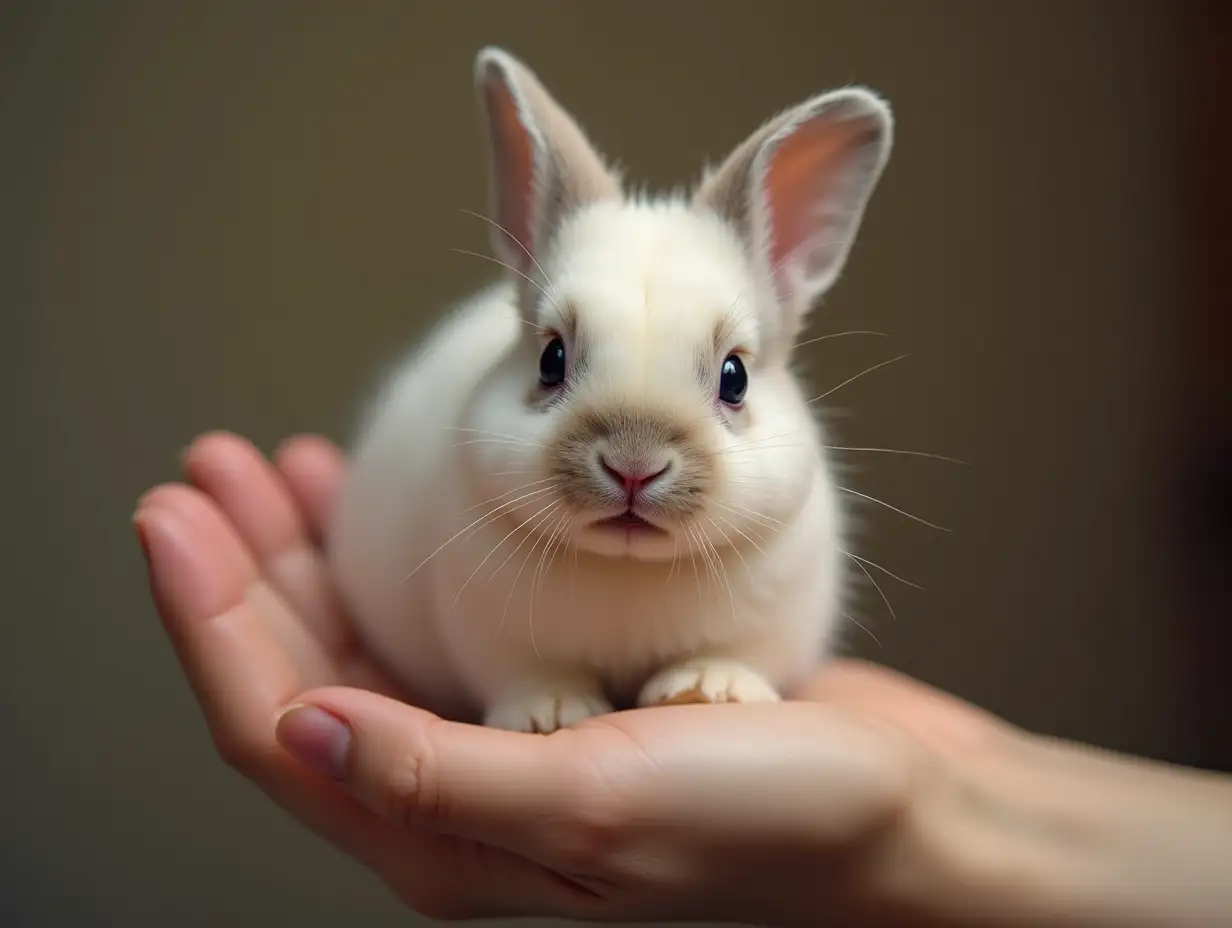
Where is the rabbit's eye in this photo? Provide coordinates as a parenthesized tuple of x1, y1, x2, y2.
(539, 337, 567, 387)
(718, 354, 747, 407)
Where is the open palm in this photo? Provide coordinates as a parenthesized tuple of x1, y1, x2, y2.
(135, 431, 1005, 923)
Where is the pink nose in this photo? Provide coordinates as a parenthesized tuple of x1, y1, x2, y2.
(600, 456, 670, 495)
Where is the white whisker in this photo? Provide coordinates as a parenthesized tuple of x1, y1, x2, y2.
(808, 354, 911, 405)
(460, 476, 558, 515)
(401, 484, 556, 583)
(717, 501, 784, 530)
(708, 516, 756, 585)
(452, 438, 544, 449)
(685, 527, 704, 659)
(666, 535, 681, 586)
(694, 522, 714, 586)
(494, 502, 564, 637)
(842, 549, 924, 589)
(459, 208, 560, 306)
(534, 509, 571, 604)
(724, 428, 802, 450)
(719, 443, 807, 456)
(528, 511, 572, 662)
(716, 513, 768, 560)
(449, 247, 559, 309)
(693, 524, 733, 624)
(841, 611, 883, 648)
(847, 554, 896, 625)
(707, 529, 737, 626)
(686, 527, 703, 604)
(836, 485, 950, 532)
(447, 427, 545, 446)
(452, 496, 561, 610)
(795, 330, 890, 350)
(826, 446, 967, 465)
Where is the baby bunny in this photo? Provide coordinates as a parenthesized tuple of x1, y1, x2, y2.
(327, 46, 894, 733)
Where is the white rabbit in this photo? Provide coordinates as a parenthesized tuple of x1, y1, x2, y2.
(326, 46, 894, 733)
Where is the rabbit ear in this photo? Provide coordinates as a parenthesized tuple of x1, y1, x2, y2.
(474, 47, 621, 279)
(695, 88, 892, 341)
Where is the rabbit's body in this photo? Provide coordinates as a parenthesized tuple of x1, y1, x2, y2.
(327, 49, 892, 732)
(330, 256, 842, 726)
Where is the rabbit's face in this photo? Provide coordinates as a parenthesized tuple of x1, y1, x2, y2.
(467, 202, 821, 561)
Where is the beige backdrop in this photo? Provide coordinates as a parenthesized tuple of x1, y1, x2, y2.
(3, 2, 1192, 925)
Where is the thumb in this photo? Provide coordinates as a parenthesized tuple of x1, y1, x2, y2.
(274, 686, 598, 861)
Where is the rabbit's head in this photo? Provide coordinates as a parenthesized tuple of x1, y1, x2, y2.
(463, 48, 892, 562)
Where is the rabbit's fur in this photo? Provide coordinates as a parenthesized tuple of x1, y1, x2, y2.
(327, 47, 893, 732)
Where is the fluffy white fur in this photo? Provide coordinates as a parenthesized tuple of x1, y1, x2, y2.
(327, 47, 893, 733)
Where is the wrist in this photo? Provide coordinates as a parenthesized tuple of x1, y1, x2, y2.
(887, 729, 1232, 928)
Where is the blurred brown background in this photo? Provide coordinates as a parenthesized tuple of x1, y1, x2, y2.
(3, 1, 1228, 925)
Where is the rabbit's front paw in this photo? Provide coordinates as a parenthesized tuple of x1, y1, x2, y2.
(638, 659, 780, 708)
(484, 679, 613, 734)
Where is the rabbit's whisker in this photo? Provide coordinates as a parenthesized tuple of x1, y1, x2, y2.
(808, 354, 911, 405)
(495, 502, 564, 638)
(449, 247, 560, 311)
(717, 501, 784, 529)
(461, 476, 558, 515)
(453, 496, 562, 611)
(841, 549, 924, 589)
(452, 438, 544, 449)
(402, 484, 556, 583)
(528, 511, 572, 662)
(794, 330, 889, 350)
(835, 485, 950, 532)
(460, 208, 562, 307)
(841, 611, 883, 648)
(846, 553, 896, 625)
(826, 445, 967, 465)
(716, 513, 768, 560)
(448, 427, 544, 445)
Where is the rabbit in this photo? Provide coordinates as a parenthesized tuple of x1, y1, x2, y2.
(326, 46, 894, 734)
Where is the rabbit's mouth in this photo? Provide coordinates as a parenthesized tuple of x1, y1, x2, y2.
(593, 510, 665, 534)
(576, 506, 681, 560)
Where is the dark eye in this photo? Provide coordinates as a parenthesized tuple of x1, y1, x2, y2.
(539, 337, 567, 387)
(718, 354, 748, 407)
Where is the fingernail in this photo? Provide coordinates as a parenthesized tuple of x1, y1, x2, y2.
(276, 705, 351, 780)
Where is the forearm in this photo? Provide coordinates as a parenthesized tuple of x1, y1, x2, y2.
(885, 732, 1232, 928)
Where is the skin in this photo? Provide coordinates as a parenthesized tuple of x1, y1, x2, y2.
(134, 430, 1232, 926)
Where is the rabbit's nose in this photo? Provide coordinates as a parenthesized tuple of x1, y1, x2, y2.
(599, 455, 670, 497)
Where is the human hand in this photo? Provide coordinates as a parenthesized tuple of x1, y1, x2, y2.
(133, 431, 1015, 924)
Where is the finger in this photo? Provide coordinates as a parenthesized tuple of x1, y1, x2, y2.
(180, 431, 349, 654)
(134, 484, 336, 735)
(273, 433, 347, 545)
(275, 686, 618, 867)
(276, 688, 613, 920)
(180, 432, 408, 697)
(133, 486, 406, 873)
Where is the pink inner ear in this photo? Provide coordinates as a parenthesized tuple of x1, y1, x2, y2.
(483, 77, 537, 268)
(765, 114, 879, 279)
